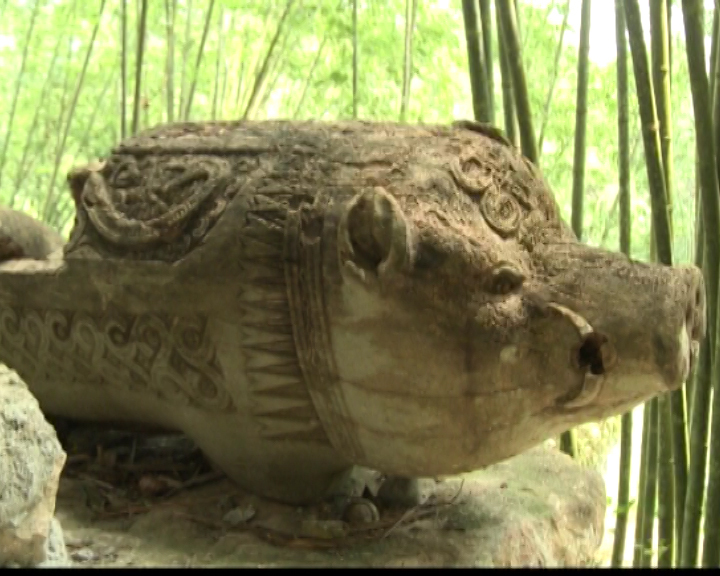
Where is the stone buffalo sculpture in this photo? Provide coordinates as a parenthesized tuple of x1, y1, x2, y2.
(0, 120, 705, 505)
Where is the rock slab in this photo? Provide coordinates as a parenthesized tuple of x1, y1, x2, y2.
(56, 445, 605, 567)
(0, 366, 68, 567)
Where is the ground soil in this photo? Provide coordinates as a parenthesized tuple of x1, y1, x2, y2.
(54, 424, 609, 567)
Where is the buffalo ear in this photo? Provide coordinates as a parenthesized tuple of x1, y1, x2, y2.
(342, 187, 414, 277)
(67, 161, 106, 204)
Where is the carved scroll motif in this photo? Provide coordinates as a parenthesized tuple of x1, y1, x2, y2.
(450, 149, 522, 238)
(450, 151, 497, 196)
(0, 306, 234, 412)
(479, 191, 521, 238)
(66, 154, 248, 261)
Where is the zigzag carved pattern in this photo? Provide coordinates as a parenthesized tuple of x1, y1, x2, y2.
(238, 200, 330, 445)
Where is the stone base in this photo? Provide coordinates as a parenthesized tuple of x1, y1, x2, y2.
(56, 446, 605, 567)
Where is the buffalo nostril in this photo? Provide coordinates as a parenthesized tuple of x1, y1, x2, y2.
(686, 302, 695, 329)
(576, 333, 615, 375)
(690, 271, 708, 337)
(696, 284, 703, 309)
(687, 282, 706, 341)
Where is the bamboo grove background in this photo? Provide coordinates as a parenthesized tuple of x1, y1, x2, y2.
(0, 0, 718, 567)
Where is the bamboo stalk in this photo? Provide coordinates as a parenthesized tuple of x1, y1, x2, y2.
(184, 0, 216, 120)
(680, 310, 711, 566)
(211, 9, 224, 121)
(40, 0, 107, 222)
(697, 37, 720, 576)
(142, 46, 150, 128)
(132, 0, 148, 135)
(243, 0, 295, 120)
(657, 396, 675, 566)
(570, 0, 592, 241)
(462, 0, 492, 123)
(293, 36, 327, 119)
(610, 2, 633, 565)
(478, 0, 494, 122)
(0, 0, 41, 192)
(496, 0, 538, 164)
(72, 70, 116, 160)
(218, 12, 233, 119)
(537, 0, 570, 155)
(496, 8, 518, 146)
(681, 0, 720, 566)
(681, 0, 720, 367)
(640, 398, 659, 566)
(623, 0, 672, 265)
(164, 0, 177, 123)
(612, 414, 634, 566)
(686, 6, 717, 425)
(400, 0, 418, 122)
(8, 23, 68, 209)
(557, 0, 593, 461)
(121, 0, 128, 137)
(352, 0, 358, 118)
(233, 4, 271, 117)
(633, 402, 651, 567)
(680, 28, 711, 557)
(255, 36, 293, 117)
(650, 0, 674, 239)
(254, 3, 304, 119)
(650, 3, 687, 560)
(178, 0, 193, 118)
(233, 59, 246, 118)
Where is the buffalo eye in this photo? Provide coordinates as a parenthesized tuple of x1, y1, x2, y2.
(489, 264, 525, 295)
(414, 240, 448, 272)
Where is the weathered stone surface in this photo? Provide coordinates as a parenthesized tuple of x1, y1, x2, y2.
(432, 447, 605, 566)
(0, 366, 68, 567)
(0, 120, 706, 506)
(54, 446, 605, 567)
(37, 518, 69, 567)
(0, 208, 63, 261)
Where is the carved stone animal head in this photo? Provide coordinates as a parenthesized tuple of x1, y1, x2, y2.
(327, 124, 705, 475)
(0, 120, 704, 500)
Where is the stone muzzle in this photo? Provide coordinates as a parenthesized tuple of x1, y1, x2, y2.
(533, 243, 707, 392)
